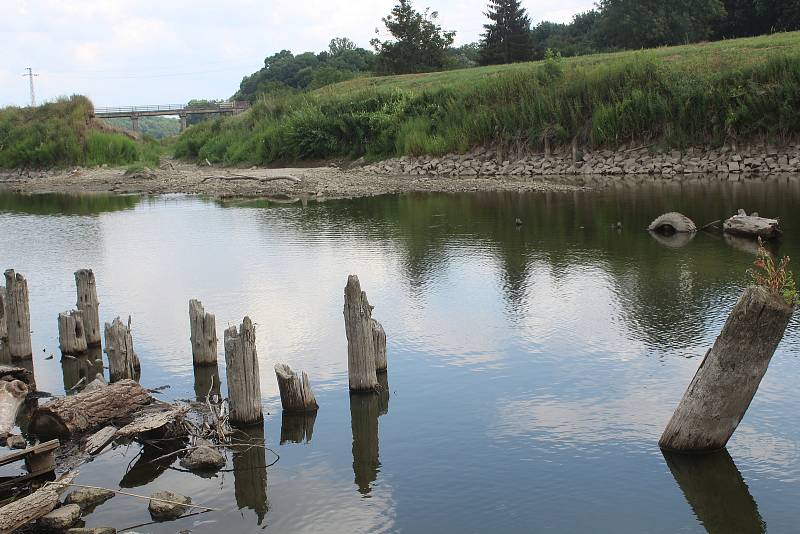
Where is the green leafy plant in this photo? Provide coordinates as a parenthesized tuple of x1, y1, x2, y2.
(748, 239, 798, 306)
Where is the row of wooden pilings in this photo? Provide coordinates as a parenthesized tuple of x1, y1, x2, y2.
(1, 269, 388, 428)
(0, 268, 793, 451)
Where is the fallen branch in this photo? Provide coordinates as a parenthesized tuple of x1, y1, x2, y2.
(0, 471, 77, 533)
(200, 174, 301, 184)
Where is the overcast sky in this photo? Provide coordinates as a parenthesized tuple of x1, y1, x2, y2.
(1, 0, 594, 108)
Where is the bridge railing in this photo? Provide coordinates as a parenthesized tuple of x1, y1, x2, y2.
(93, 101, 250, 115)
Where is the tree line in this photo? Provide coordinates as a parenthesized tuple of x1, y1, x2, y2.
(233, 0, 800, 101)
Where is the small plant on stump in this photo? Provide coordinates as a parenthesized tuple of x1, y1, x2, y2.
(748, 238, 798, 306)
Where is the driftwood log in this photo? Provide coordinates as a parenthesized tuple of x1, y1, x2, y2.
(648, 212, 697, 234)
(58, 310, 88, 355)
(83, 425, 117, 455)
(115, 406, 187, 439)
(344, 275, 379, 391)
(189, 299, 217, 366)
(104, 317, 141, 382)
(4, 270, 32, 360)
(371, 319, 387, 372)
(274, 363, 318, 413)
(659, 286, 794, 452)
(224, 317, 263, 425)
(75, 269, 101, 347)
(29, 379, 152, 439)
(0, 471, 76, 534)
(723, 210, 781, 239)
(0, 379, 28, 436)
(0, 286, 6, 340)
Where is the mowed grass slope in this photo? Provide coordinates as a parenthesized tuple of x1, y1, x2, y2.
(175, 32, 800, 165)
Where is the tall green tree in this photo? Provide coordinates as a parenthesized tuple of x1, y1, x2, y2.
(595, 0, 726, 49)
(478, 0, 534, 65)
(371, 0, 456, 74)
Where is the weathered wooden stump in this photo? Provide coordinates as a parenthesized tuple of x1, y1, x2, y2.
(29, 379, 152, 439)
(663, 449, 764, 534)
(189, 299, 218, 366)
(659, 286, 794, 452)
(0, 379, 28, 436)
(75, 269, 101, 347)
(344, 275, 379, 391)
(104, 317, 141, 382)
(4, 270, 32, 360)
(648, 212, 697, 234)
(371, 319, 387, 373)
(723, 209, 781, 239)
(274, 363, 318, 413)
(0, 286, 7, 341)
(58, 310, 88, 355)
(224, 317, 263, 425)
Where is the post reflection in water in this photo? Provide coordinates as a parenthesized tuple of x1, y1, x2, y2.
(663, 449, 766, 534)
(233, 425, 269, 524)
(280, 411, 317, 445)
(61, 347, 104, 394)
(350, 373, 390, 496)
(193, 364, 221, 402)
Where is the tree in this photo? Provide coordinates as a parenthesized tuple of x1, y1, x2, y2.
(371, 0, 456, 74)
(595, 0, 726, 49)
(478, 0, 534, 65)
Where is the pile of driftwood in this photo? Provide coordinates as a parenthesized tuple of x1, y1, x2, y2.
(0, 267, 392, 530)
(648, 208, 782, 240)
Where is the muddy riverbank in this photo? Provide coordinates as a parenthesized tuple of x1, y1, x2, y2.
(0, 158, 580, 200)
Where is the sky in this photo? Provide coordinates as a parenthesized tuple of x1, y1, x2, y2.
(1, 0, 594, 108)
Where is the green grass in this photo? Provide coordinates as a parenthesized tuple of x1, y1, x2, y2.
(170, 31, 799, 165)
(0, 95, 164, 169)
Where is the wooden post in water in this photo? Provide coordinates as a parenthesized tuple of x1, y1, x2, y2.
(274, 363, 318, 413)
(4, 270, 32, 360)
(371, 319, 387, 373)
(344, 275, 378, 391)
(659, 286, 794, 452)
(0, 379, 28, 436)
(58, 310, 88, 355)
(75, 269, 101, 347)
(0, 285, 7, 341)
(104, 316, 141, 382)
(224, 317, 263, 425)
(189, 299, 217, 366)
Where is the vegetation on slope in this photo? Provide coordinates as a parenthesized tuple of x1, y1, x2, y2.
(0, 95, 161, 169)
(174, 32, 800, 165)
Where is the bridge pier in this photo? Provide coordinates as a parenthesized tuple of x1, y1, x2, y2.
(130, 114, 139, 132)
(180, 113, 187, 132)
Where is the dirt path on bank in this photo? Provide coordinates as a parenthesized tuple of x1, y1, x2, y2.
(0, 158, 579, 199)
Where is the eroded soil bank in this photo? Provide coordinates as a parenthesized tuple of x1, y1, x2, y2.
(0, 159, 579, 200)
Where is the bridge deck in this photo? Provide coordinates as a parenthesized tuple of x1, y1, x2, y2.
(93, 102, 249, 118)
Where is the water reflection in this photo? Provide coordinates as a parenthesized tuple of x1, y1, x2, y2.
(663, 449, 765, 534)
(648, 230, 695, 249)
(0, 191, 141, 215)
(61, 347, 104, 394)
(280, 412, 317, 445)
(193, 364, 221, 401)
(232, 425, 269, 524)
(350, 374, 389, 496)
(119, 439, 186, 488)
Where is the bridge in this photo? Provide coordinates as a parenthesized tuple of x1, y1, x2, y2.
(92, 101, 250, 132)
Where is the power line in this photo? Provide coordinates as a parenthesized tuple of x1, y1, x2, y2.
(22, 67, 39, 106)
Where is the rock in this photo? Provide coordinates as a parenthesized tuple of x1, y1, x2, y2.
(179, 443, 225, 472)
(7, 434, 26, 449)
(148, 490, 191, 521)
(67, 529, 116, 534)
(65, 487, 115, 511)
(38, 504, 81, 531)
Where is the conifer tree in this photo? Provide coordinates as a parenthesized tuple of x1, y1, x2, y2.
(479, 0, 535, 65)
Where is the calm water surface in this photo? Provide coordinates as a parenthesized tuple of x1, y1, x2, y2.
(1, 176, 799, 533)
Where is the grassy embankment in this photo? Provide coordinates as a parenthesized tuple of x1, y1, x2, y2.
(0, 95, 162, 169)
(175, 32, 800, 165)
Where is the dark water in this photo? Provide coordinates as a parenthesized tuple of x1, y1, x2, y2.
(1, 176, 799, 533)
